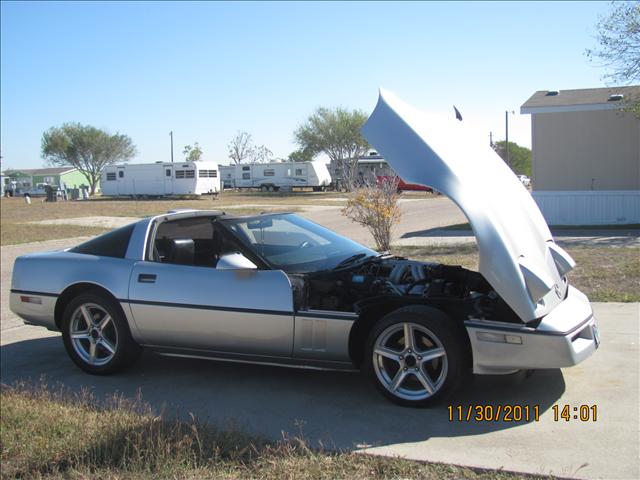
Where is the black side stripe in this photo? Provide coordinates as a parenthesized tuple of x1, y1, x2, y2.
(124, 299, 292, 317)
(11, 289, 59, 298)
(296, 312, 357, 322)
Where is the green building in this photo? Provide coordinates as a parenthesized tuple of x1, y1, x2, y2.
(3, 167, 92, 191)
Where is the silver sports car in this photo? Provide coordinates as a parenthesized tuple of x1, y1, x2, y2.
(10, 90, 599, 406)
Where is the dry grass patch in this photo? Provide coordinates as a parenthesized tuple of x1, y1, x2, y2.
(0, 382, 552, 480)
(392, 245, 640, 302)
(0, 196, 295, 245)
(1, 223, 109, 246)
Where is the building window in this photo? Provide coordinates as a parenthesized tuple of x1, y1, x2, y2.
(242, 166, 250, 171)
(106, 172, 116, 181)
(44, 176, 54, 184)
(166, 169, 172, 177)
(263, 169, 275, 177)
(198, 170, 218, 178)
(175, 170, 185, 179)
(295, 169, 303, 176)
(242, 173, 250, 180)
(118, 171, 124, 178)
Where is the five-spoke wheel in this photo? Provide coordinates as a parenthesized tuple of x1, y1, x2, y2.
(62, 291, 141, 374)
(365, 306, 466, 406)
(69, 303, 119, 367)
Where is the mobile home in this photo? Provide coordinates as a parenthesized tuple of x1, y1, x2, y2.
(101, 162, 220, 197)
(219, 161, 331, 191)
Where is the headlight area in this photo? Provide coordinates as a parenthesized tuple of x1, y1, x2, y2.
(464, 286, 598, 375)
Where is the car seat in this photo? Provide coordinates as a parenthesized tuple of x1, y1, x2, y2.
(166, 239, 195, 265)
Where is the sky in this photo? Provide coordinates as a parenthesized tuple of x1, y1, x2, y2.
(1, 1, 616, 170)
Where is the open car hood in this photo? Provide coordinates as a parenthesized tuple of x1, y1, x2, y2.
(362, 89, 575, 322)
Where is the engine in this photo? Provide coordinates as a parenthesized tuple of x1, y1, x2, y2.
(299, 257, 495, 313)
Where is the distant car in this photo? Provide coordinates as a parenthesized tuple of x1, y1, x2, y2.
(517, 175, 531, 187)
(376, 175, 433, 192)
(9, 90, 599, 407)
(22, 183, 61, 197)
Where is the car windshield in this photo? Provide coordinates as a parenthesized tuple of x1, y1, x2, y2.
(221, 213, 377, 273)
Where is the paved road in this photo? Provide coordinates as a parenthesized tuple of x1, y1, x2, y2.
(1, 304, 638, 479)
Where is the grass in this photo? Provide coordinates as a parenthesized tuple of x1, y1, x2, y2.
(0, 195, 302, 246)
(0, 382, 554, 480)
(431, 223, 640, 232)
(0, 189, 435, 246)
(392, 245, 640, 302)
(1, 223, 110, 246)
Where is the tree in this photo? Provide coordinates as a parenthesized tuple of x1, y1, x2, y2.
(288, 148, 315, 162)
(586, 1, 640, 84)
(227, 131, 255, 164)
(252, 144, 273, 163)
(342, 176, 402, 251)
(227, 131, 273, 164)
(183, 142, 203, 162)
(41, 123, 136, 195)
(492, 141, 532, 177)
(294, 107, 369, 190)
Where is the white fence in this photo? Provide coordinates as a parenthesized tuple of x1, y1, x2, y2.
(533, 190, 640, 225)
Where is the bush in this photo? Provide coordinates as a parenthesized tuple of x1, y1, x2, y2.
(342, 178, 401, 251)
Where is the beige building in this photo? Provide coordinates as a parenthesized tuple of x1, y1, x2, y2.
(521, 86, 640, 225)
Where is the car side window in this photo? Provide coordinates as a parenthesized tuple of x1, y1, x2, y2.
(150, 217, 237, 268)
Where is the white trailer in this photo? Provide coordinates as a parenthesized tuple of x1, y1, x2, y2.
(101, 161, 220, 197)
(219, 161, 331, 192)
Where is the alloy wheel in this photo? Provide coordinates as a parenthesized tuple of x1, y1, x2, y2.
(372, 322, 448, 401)
(69, 303, 119, 366)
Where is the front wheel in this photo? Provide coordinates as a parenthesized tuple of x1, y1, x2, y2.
(61, 292, 141, 375)
(364, 306, 467, 407)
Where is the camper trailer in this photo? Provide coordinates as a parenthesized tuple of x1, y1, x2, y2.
(101, 162, 220, 197)
(219, 161, 331, 191)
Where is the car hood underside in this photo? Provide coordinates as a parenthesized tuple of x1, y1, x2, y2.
(361, 89, 575, 322)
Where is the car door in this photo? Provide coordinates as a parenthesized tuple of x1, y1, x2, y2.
(127, 261, 295, 356)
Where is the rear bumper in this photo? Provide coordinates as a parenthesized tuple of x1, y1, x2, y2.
(465, 286, 599, 375)
(9, 291, 58, 331)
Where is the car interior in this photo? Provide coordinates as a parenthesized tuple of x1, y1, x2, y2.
(151, 217, 237, 268)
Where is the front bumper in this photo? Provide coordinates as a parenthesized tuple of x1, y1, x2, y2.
(465, 286, 599, 375)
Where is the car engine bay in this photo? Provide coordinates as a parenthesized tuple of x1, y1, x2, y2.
(289, 256, 521, 324)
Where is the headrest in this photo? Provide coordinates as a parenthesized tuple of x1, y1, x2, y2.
(168, 238, 195, 265)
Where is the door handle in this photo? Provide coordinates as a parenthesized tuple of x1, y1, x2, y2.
(138, 273, 157, 283)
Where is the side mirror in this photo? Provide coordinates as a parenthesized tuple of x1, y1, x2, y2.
(216, 253, 258, 270)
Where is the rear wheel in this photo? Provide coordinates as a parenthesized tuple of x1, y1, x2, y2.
(61, 292, 141, 375)
(261, 185, 268, 192)
(364, 306, 466, 407)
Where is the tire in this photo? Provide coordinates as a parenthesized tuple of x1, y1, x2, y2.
(363, 305, 467, 407)
(261, 185, 268, 192)
(61, 291, 141, 375)
(267, 185, 275, 192)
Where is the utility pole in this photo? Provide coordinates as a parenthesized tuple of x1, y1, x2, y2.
(489, 131, 494, 147)
(169, 131, 174, 163)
